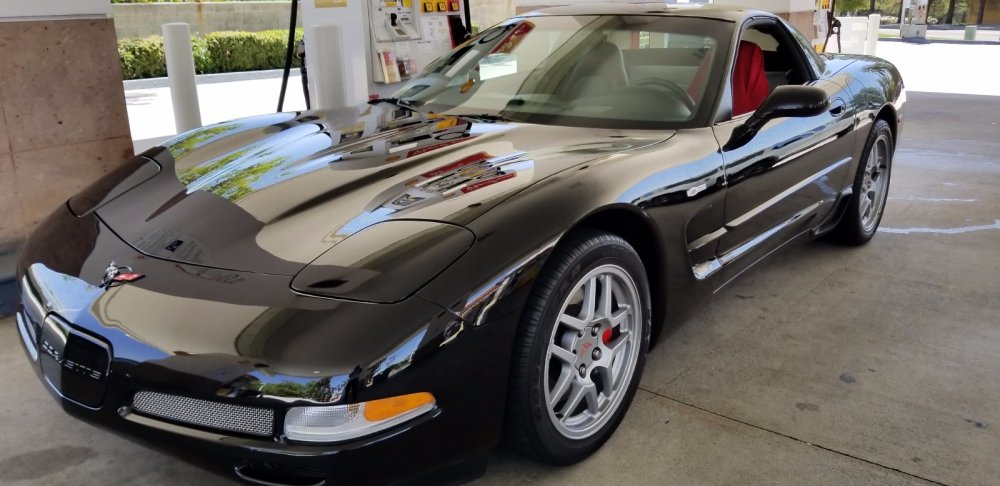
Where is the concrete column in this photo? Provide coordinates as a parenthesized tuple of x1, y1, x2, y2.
(302, 0, 372, 108)
(0, 0, 133, 256)
(700, 0, 818, 40)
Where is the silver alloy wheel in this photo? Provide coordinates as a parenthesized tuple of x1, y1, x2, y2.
(860, 134, 892, 233)
(543, 264, 642, 440)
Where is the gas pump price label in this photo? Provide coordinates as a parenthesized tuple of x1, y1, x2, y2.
(315, 0, 348, 8)
(420, 0, 459, 13)
(421, 16, 448, 41)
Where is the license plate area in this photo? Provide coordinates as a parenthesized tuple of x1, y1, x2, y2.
(38, 315, 111, 409)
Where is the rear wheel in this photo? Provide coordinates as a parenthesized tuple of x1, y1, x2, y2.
(832, 119, 894, 244)
(505, 229, 650, 465)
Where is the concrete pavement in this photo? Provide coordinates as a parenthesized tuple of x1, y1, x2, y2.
(125, 69, 307, 153)
(879, 27, 1000, 42)
(2, 90, 999, 484)
(875, 41, 1000, 96)
(2, 38, 998, 486)
(481, 91, 1000, 485)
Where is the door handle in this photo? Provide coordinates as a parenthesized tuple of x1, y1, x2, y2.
(829, 99, 846, 116)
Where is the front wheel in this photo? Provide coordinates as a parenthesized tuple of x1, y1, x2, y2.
(505, 229, 651, 465)
(832, 119, 894, 244)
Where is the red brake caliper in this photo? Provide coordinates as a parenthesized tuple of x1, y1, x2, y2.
(601, 327, 613, 345)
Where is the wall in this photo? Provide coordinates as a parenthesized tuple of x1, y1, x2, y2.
(0, 3, 133, 257)
(515, 1, 816, 41)
(778, 10, 817, 39)
(1, 0, 112, 18)
(112, 1, 517, 40)
(470, 0, 517, 29)
(967, 0, 1000, 24)
(515, 0, 633, 14)
(113, 1, 301, 39)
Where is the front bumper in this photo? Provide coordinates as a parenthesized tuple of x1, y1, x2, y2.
(11, 206, 512, 485)
(14, 291, 496, 485)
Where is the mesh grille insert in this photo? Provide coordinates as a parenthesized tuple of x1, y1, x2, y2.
(132, 391, 274, 437)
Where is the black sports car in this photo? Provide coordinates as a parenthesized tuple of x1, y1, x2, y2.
(13, 4, 903, 485)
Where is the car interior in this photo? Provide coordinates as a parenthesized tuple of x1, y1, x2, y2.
(400, 18, 727, 125)
(402, 17, 814, 127)
(554, 32, 712, 123)
(554, 22, 814, 122)
(731, 22, 813, 116)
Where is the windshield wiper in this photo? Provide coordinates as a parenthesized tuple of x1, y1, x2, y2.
(454, 113, 513, 123)
(368, 97, 416, 111)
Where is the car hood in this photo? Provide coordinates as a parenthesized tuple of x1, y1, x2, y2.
(94, 105, 671, 276)
(821, 54, 861, 76)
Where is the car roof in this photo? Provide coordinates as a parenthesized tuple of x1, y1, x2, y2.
(519, 2, 767, 23)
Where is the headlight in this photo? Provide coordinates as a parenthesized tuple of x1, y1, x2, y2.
(284, 392, 435, 443)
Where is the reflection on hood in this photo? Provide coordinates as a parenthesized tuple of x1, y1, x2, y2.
(95, 103, 668, 275)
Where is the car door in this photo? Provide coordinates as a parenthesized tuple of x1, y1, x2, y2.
(711, 20, 857, 283)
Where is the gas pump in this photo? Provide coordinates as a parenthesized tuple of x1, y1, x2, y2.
(900, 0, 928, 39)
(819, 0, 842, 53)
(369, 0, 469, 84)
(286, 0, 471, 111)
(812, 0, 831, 50)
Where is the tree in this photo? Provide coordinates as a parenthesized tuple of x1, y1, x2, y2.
(875, 0, 900, 15)
(178, 147, 289, 202)
(835, 0, 871, 15)
(163, 122, 239, 160)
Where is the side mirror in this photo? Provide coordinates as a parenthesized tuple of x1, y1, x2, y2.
(724, 85, 831, 151)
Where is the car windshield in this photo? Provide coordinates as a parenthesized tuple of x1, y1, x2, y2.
(392, 15, 733, 129)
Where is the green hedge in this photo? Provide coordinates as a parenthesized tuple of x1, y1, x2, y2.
(112, 1, 286, 3)
(119, 28, 304, 80)
(119, 36, 167, 79)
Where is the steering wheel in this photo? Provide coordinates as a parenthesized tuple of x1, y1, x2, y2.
(633, 78, 696, 112)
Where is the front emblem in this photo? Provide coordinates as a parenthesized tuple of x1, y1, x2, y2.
(100, 261, 144, 289)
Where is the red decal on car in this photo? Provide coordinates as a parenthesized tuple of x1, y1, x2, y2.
(460, 172, 515, 193)
(405, 138, 469, 158)
(113, 272, 144, 283)
(422, 152, 493, 177)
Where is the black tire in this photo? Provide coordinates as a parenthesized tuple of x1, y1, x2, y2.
(504, 229, 651, 465)
(831, 119, 894, 245)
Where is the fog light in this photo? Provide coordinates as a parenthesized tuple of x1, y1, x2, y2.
(284, 392, 435, 443)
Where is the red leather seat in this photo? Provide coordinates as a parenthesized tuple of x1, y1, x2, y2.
(732, 41, 770, 116)
(687, 47, 712, 101)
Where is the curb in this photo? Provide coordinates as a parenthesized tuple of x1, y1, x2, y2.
(0, 252, 16, 317)
(0, 276, 14, 318)
(879, 37, 1000, 45)
(124, 68, 300, 90)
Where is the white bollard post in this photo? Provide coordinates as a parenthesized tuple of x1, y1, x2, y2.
(162, 22, 202, 132)
(866, 14, 881, 56)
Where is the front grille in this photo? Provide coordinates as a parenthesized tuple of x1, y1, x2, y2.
(132, 391, 275, 437)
